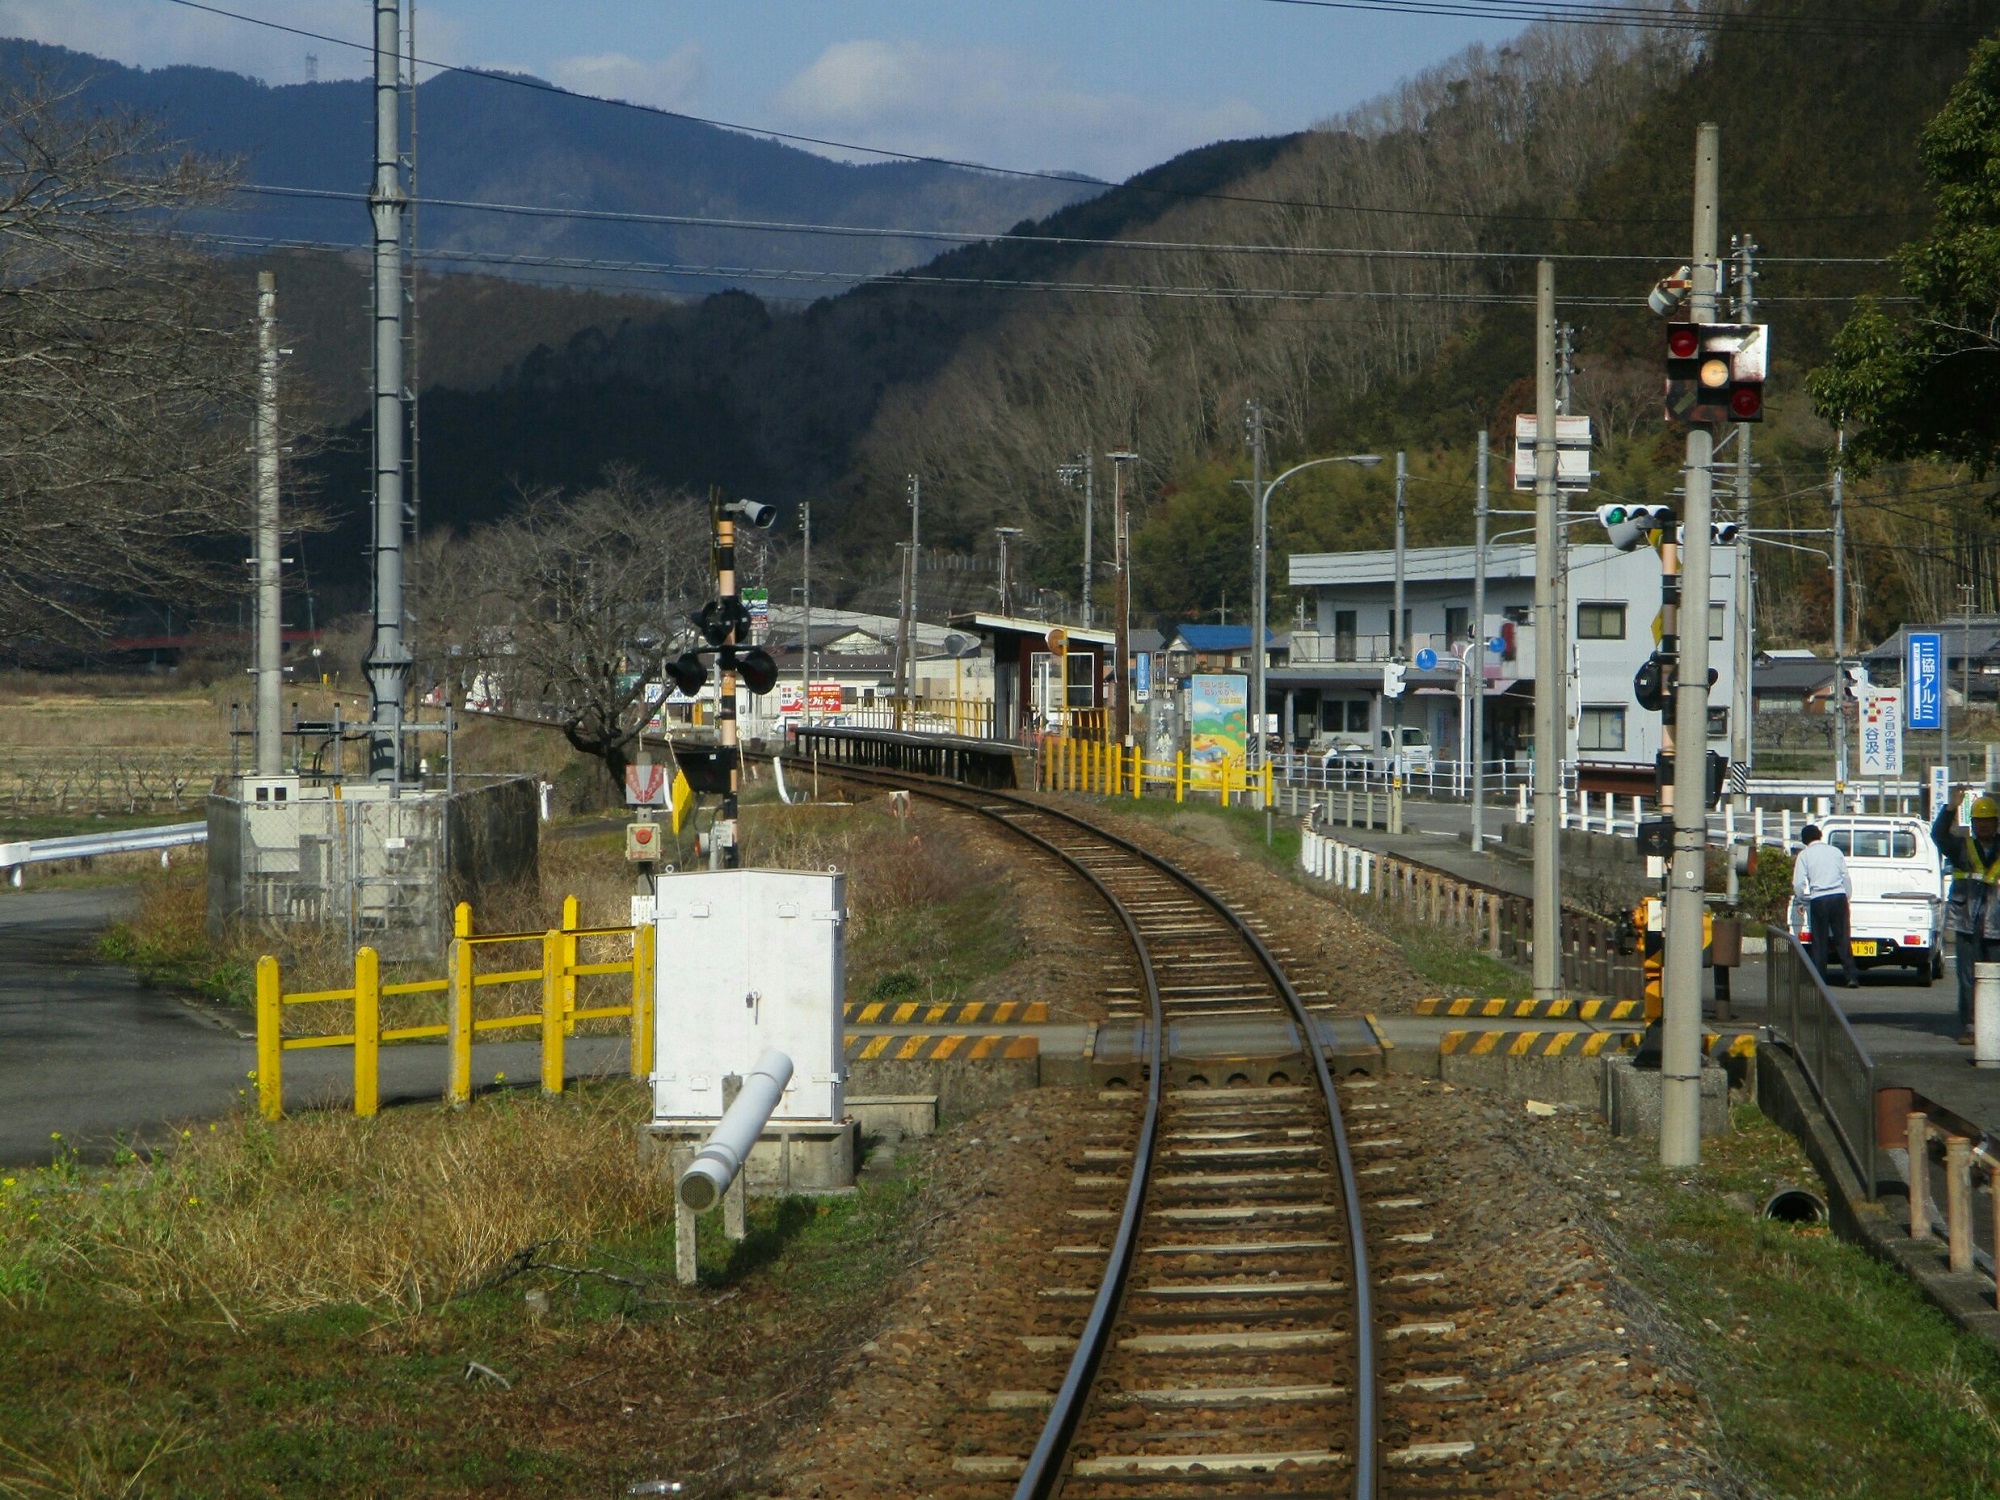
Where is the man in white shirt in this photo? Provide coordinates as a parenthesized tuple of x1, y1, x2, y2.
(1793, 824, 1859, 988)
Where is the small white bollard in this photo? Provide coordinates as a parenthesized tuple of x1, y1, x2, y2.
(1975, 962, 2000, 1069)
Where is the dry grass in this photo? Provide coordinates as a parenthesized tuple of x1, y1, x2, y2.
(0, 1083, 668, 1317)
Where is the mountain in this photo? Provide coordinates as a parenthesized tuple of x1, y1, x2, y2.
(0, 38, 1101, 298)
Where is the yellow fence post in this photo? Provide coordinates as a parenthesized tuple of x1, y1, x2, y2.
(630, 922, 656, 1079)
(1221, 759, 1232, 810)
(256, 954, 283, 1121)
(561, 894, 580, 1036)
(1132, 744, 1142, 799)
(447, 933, 474, 1106)
(1175, 751, 1186, 804)
(541, 929, 565, 1095)
(353, 946, 380, 1119)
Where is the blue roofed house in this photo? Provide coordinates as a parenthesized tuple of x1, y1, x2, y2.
(1163, 624, 1277, 678)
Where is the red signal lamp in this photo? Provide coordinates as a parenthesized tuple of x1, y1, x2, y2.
(1729, 383, 1762, 420)
(1667, 326, 1699, 359)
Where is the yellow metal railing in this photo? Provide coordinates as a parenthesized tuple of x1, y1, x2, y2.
(255, 897, 657, 1121)
(1035, 735, 1273, 808)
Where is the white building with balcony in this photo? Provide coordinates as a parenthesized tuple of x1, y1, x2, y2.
(1281, 541, 1740, 775)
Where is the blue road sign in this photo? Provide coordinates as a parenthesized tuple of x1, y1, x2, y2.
(1134, 648, 1152, 703)
(1907, 632, 1943, 730)
(1488, 636, 1507, 655)
(1414, 647, 1438, 670)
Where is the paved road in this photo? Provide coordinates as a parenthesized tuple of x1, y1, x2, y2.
(0, 887, 632, 1168)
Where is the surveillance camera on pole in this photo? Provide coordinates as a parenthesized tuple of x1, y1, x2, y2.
(722, 498, 776, 529)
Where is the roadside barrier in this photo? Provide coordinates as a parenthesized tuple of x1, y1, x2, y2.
(255, 896, 656, 1120)
(1300, 824, 1644, 1001)
(1036, 733, 1273, 808)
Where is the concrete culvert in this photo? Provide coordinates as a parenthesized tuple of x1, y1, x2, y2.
(1227, 1072, 1250, 1087)
(1762, 1187, 1827, 1224)
(1267, 1071, 1291, 1086)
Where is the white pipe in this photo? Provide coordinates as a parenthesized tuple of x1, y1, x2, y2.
(677, 1049, 794, 1211)
(774, 755, 797, 805)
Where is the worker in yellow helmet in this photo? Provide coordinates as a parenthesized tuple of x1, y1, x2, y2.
(1933, 791, 2000, 1044)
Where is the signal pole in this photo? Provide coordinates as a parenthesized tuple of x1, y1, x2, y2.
(364, 0, 411, 782)
(799, 502, 812, 728)
(715, 499, 741, 870)
(1109, 452, 1139, 745)
(1250, 402, 1269, 777)
(1392, 450, 1408, 837)
(1472, 430, 1489, 855)
(1730, 236, 1758, 812)
(253, 271, 283, 777)
(1532, 260, 1562, 1002)
(1662, 122, 1722, 1168)
(1833, 443, 1849, 805)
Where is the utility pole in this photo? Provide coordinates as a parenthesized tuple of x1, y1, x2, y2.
(1832, 444, 1848, 805)
(904, 473, 921, 707)
(364, 0, 410, 783)
(1731, 235, 1758, 813)
(1108, 452, 1139, 745)
(799, 502, 812, 728)
(1662, 122, 1722, 1169)
(1472, 430, 1489, 855)
(1392, 450, 1408, 835)
(1532, 261, 1562, 1002)
(253, 270, 283, 778)
(1081, 459, 1094, 628)
(714, 498, 741, 869)
(1249, 401, 1269, 776)
(995, 527, 1022, 615)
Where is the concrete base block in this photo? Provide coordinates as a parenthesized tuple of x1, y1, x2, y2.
(847, 1094, 939, 1138)
(848, 1055, 1040, 1122)
(640, 1118, 859, 1196)
(1439, 1051, 1605, 1112)
(1602, 1055, 1730, 1139)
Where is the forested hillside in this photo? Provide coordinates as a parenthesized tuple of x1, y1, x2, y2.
(282, 0, 2000, 644)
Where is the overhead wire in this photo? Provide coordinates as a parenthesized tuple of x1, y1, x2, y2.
(232, 182, 1903, 266)
(162, 0, 1948, 227)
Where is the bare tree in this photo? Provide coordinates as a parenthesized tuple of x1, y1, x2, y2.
(422, 471, 713, 791)
(0, 65, 264, 644)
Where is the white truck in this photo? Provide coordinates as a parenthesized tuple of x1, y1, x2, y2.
(1788, 815, 1946, 984)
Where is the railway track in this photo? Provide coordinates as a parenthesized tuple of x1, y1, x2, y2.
(818, 763, 1381, 1498)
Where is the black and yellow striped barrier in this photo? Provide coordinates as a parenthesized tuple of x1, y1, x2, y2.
(843, 1033, 1041, 1062)
(1438, 1029, 1756, 1060)
(843, 1000, 1048, 1026)
(1417, 996, 1644, 1022)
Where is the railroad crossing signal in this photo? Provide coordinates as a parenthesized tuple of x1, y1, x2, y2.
(1664, 322, 1768, 424)
(1596, 503, 1674, 552)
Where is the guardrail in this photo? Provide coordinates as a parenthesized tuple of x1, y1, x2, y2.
(1300, 825, 1644, 1000)
(254, 897, 655, 1120)
(1036, 734, 1274, 808)
(1766, 925, 1878, 1197)
(0, 820, 207, 884)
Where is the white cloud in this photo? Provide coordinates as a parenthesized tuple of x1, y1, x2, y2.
(0, 0, 466, 86)
(770, 39, 1262, 181)
(547, 43, 702, 111)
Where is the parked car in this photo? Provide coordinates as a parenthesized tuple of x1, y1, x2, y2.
(1788, 815, 1945, 983)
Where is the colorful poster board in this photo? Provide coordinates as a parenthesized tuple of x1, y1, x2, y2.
(1189, 673, 1247, 785)
(1858, 688, 1903, 776)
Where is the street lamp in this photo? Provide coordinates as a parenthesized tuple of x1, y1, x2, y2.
(1241, 449, 1383, 772)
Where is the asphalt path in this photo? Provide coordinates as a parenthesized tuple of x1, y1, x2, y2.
(0, 886, 631, 1167)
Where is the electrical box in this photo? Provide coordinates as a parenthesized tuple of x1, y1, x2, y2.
(650, 868, 845, 1127)
(625, 819, 662, 863)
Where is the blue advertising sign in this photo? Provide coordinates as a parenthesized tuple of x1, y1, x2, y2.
(1907, 632, 1943, 730)
(1134, 648, 1152, 704)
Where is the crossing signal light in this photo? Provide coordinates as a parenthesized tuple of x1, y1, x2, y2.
(1634, 653, 1670, 712)
(1596, 503, 1674, 552)
(730, 647, 781, 696)
(664, 652, 707, 698)
(1665, 322, 1768, 424)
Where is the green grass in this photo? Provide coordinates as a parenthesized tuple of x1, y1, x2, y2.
(1621, 1106, 2000, 1498)
(0, 1095, 925, 1499)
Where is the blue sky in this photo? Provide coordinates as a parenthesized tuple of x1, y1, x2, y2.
(3, 1, 1525, 179)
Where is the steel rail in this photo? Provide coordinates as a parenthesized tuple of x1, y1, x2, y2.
(816, 761, 1378, 1498)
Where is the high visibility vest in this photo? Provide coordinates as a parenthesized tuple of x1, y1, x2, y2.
(1945, 835, 2000, 937)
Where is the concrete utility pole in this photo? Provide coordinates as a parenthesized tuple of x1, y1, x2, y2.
(364, 0, 410, 782)
(1472, 430, 1489, 855)
(1832, 444, 1848, 804)
(1080, 459, 1094, 628)
(1731, 236, 1757, 811)
(1662, 122, 1722, 1169)
(253, 270, 283, 777)
(1249, 401, 1269, 773)
(1392, 450, 1408, 832)
(995, 527, 1022, 615)
(799, 502, 812, 727)
(1109, 452, 1139, 744)
(904, 473, 921, 706)
(1532, 261, 1563, 1002)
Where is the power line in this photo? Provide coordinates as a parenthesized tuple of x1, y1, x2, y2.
(160, 0, 1945, 229)
(201, 230, 1911, 307)
(233, 182, 1902, 267)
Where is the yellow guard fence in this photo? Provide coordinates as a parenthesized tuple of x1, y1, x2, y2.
(1037, 734, 1274, 809)
(255, 896, 656, 1120)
